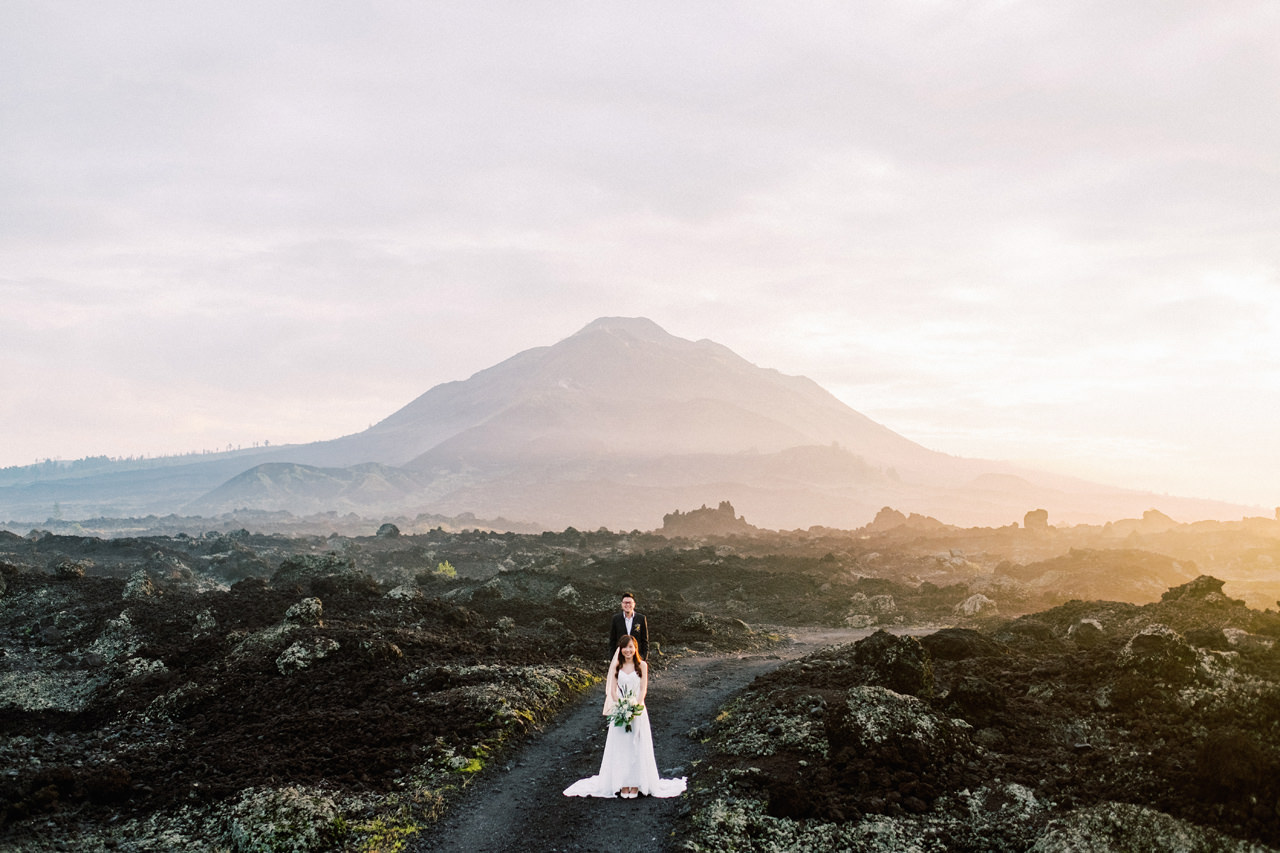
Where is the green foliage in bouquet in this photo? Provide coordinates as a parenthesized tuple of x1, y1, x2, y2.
(609, 690, 645, 732)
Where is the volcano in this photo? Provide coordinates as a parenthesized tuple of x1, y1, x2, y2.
(1, 318, 1253, 529)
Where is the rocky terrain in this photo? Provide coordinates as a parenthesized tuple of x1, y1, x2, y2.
(1, 509, 1278, 851)
(0, 524, 788, 851)
(680, 575, 1280, 851)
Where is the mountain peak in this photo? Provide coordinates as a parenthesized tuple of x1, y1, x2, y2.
(572, 316, 673, 342)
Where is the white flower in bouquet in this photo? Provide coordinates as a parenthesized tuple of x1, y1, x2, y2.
(608, 689, 644, 732)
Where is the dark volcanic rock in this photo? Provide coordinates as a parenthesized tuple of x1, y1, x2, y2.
(850, 629, 933, 697)
(996, 618, 1057, 645)
(1184, 626, 1232, 650)
(1162, 573, 1242, 605)
(1195, 728, 1274, 802)
(661, 501, 758, 538)
(918, 626, 1007, 660)
(1029, 802, 1272, 853)
(1067, 618, 1106, 648)
(4, 518, 1280, 853)
(270, 552, 379, 597)
(0, 525, 791, 850)
(1117, 623, 1198, 683)
(945, 674, 1008, 727)
(682, 575, 1280, 852)
(53, 558, 90, 579)
(817, 685, 976, 814)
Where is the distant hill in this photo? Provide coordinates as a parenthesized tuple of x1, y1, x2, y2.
(190, 462, 425, 517)
(0, 317, 1258, 529)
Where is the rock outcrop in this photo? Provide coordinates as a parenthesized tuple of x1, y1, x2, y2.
(660, 501, 758, 538)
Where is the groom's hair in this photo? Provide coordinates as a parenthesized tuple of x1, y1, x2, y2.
(621, 591, 635, 601)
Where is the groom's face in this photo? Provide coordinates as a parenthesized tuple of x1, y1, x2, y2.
(621, 596, 635, 617)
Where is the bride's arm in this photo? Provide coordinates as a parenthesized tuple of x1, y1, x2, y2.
(639, 661, 648, 704)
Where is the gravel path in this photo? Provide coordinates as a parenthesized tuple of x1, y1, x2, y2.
(409, 628, 890, 853)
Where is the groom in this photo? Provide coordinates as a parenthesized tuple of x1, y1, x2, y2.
(609, 592, 649, 660)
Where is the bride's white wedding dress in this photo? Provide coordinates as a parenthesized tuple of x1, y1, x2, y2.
(563, 669, 687, 798)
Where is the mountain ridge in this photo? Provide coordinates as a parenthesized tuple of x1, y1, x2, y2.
(0, 317, 1260, 529)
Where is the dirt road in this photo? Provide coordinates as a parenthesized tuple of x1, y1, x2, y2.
(409, 628, 887, 853)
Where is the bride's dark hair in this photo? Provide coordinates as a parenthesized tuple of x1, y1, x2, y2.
(613, 634, 643, 680)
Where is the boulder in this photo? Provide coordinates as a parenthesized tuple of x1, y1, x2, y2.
(825, 685, 974, 774)
(851, 629, 933, 697)
(1024, 508, 1049, 531)
(271, 553, 366, 595)
(231, 576, 269, 594)
(919, 627, 1005, 661)
(538, 617, 573, 639)
(866, 506, 908, 531)
(845, 591, 897, 625)
(359, 638, 403, 664)
(225, 786, 342, 852)
(1067, 618, 1105, 648)
(385, 584, 422, 600)
(122, 569, 157, 601)
(1030, 801, 1268, 852)
(1117, 624, 1197, 684)
(144, 551, 194, 585)
(1184, 626, 1231, 650)
(54, 558, 90, 579)
(956, 593, 998, 617)
(194, 609, 217, 635)
(284, 597, 324, 628)
(1222, 628, 1275, 653)
(868, 594, 897, 614)
(681, 612, 714, 635)
(276, 637, 340, 675)
(88, 612, 142, 664)
(998, 619, 1056, 644)
(0, 669, 109, 713)
(1161, 575, 1241, 606)
(471, 578, 504, 601)
(946, 675, 1008, 727)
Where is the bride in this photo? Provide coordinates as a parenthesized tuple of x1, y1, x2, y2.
(563, 635, 687, 799)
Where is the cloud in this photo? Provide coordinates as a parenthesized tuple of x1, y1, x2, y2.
(1, 2, 1277, 510)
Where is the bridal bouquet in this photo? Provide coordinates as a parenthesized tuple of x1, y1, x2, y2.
(609, 690, 644, 732)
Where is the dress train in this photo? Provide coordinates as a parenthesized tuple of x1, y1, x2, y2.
(563, 670, 686, 798)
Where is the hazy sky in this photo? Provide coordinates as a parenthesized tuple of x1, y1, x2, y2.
(3, 2, 1277, 511)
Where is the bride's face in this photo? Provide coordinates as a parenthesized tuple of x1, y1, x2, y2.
(621, 643, 635, 660)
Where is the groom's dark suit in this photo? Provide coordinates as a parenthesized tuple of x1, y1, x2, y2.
(609, 611, 649, 659)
